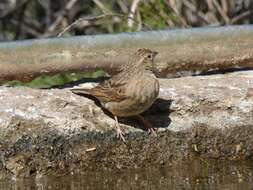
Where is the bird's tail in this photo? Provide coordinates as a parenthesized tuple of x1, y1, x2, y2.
(71, 88, 91, 95)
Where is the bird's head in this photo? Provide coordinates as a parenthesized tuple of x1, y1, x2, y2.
(135, 48, 158, 72)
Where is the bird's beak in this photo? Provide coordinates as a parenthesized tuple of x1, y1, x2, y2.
(152, 51, 158, 58)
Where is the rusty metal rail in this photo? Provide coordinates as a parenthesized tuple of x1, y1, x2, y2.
(1, 25, 253, 83)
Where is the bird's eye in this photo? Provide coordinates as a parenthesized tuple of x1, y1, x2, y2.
(147, 55, 152, 59)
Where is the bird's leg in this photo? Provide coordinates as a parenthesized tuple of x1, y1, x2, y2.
(135, 115, 157, 136)
(114, 116, 126, 142)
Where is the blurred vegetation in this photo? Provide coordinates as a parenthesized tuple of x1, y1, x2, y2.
(1, 0, 253, 87)
(1, 0, 252, 40)
(6, 70, 106, 88)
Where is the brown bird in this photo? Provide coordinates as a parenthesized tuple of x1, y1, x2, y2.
(71, 48, 159, 141)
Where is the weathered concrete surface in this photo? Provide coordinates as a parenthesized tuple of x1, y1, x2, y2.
(0, 71, 253, 178)
(1, 25, 253, 82)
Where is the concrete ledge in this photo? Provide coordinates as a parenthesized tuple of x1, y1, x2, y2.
(0, 71, 253, 178)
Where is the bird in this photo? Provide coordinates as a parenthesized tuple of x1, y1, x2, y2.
(71, 48, 159, 142)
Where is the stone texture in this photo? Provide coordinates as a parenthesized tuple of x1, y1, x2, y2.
(0, 71, 253, 178)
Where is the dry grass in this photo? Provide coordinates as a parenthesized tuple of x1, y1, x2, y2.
(0, 0, 252, 41)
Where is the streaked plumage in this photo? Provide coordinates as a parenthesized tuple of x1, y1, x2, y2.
(71, 48, 159, 141)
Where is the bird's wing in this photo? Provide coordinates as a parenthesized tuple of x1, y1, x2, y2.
(71, 88, 90, 95)
(88, 78, 128, 103)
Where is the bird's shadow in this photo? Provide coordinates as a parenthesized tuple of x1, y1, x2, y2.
(59, 77, 172, 131)
(121, 98, 172, 130)
(73, 91, 172, 131)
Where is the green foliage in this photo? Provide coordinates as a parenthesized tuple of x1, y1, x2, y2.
(139, 0, 172, 30)
(6, 70, 106, 89)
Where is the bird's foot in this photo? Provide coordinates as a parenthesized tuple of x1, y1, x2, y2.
(148, 127, 157, 136)
(114, 116, 126, 142)
(135, 115, 157, 136)
(116, 127, 126, 142)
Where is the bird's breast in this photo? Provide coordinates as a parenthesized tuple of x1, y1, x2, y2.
(130, 73, 158, 97)
(125, 73, 159, 109)
(104, 73, 159, 117)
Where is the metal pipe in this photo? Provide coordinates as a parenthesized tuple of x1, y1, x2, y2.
(0, 25, 253, 83)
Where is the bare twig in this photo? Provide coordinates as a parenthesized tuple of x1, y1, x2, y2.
(45, 0, 78, 35)
(92, 0, 111, 14)
(204, 0, 220, 25)
(0, 0, 29, 18)
(11, 19, 41, 37)
(14, 0, 29, 40)
(57, 14, 109, 37)
(182, 0, 210, 24)
(165, 0, 189, 28)
(206, 0, 214, 10)
(128, 0, 141, 29)
(57, 13, 153, 37)
(231, 11, 253, 24)
(212, 0, 230, 24)
(38, 0, 51, 27)
(166, 19, 176, 28)
(117, 0, 129, 14)
(221, 0, 228, 14)
(136, 9, 142, 31)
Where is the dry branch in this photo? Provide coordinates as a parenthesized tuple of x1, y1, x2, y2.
(1, 25, 253, 83)
(0, 71, 253, 177)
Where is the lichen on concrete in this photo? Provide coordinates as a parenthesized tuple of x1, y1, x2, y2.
(0, 71, 253, 178)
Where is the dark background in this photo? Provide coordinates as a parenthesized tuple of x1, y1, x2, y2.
(1, 0, 252, 41)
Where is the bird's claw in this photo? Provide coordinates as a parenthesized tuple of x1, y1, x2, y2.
(116, 127, 126, 142)
(148, 127, 157, 136)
